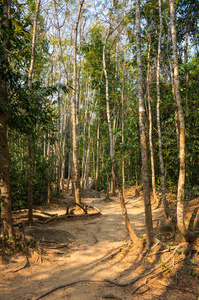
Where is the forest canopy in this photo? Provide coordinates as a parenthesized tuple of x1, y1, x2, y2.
(0, 0, 199, 242)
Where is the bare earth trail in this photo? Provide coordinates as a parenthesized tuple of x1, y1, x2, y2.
(1, 192, 198, 300)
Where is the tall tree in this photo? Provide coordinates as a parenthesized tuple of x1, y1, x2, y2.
(121, 32, 127, 201)
(169, 0, 193, 241)
(28, 0, 41, 225)
(146, 20, 157, 204)
(0, 0, 14, 239)
(95, 117, 100, 191)
(72, 0, 84, 205)
(103, 9, 139, 244)
(156, 0, 170, 218)
(136, 0, 154, 247)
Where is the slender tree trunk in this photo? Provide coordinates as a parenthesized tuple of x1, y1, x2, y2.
(121, 39, 126, 201)
(67, 139, 73, 191)
(156, 0, 170, 218)
(127, 159, 130, 181)
(81, 118, 86, 193)
(0, 0, 14, 239)
(169, 0, 194, 241)
(81, 87, 88, 193)
(47, 135, 51, 204)
(184, 27, 190, 114)
(85, 111, 91, 189)
(28, 134, 34, 224)
(60, 114, 68, 192)
(53, 2, 71, 193)
(166, 23, 180, 147)
(184, 25, 190, 197)
(67, 113, 73, 191)
(111, 108, 116, 196)
(71, 0, 84, 205)
(135, 160, 139, 197)
(27, 0, 41, 225)
(103, 17, 139, 244)
(146, 25, 158, 204)
(92, 139, 95, 182)
(95, 117, 100, 191)
(136, 0, 154, 247)
(56, 56, 62, 195)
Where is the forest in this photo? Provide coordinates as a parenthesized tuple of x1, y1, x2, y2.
(0, 0, 199, 299)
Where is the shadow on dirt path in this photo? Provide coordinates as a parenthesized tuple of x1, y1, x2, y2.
(0, 191, 198, 300)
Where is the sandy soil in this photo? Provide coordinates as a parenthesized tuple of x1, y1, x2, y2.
(0, 190, 199, 300)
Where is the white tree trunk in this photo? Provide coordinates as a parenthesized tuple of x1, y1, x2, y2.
(103, 15, 139, 244)
(71, 0, 84, 205)
(169, 0, 193, 241)
(156, 0, 170, 218)
(28, 0, 41, 225)
(95, 118, 100, 191)
(136, 0, 154, 247)
(121, 35, 127, 201)
(146, 24, 157, 204)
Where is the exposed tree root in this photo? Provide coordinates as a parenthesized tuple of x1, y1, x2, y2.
(13, 256, 29, 273)
(65, 201, 88, 214)
(64, 206, 101, 218)
(129, 242, 188, 287)
(33, 242, 190, 299)
(34, 214, 58, 224)
(130, 243, 190, 295)
(145, 245, 177, 257)
(155, 279, 199, 296)
(34, 279, 128, 300)
(97, 294, 122, 299)
(38, 241, 69, 249)
(12, 213, 58, 225)
(130, 257, 187, 295)
(11, 206, 101, 230)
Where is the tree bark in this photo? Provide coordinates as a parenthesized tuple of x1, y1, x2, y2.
(156, 0, 170, 218)
(85, 110, 91, 189)
(47, 134, 51, 204)
(0, 0, 14, 239)
(146, 24, 158, 204)
(110, 108, 116, 196)
(136, 0, 154, 247)
(81, 97, 87, 194)
(184, 26, 190, 114)
(67, 123, 73, 191)
(28, 0, 41, 225)
(169, 0, 194, 241)
(71, 0, 84, 205)
(121, 37, 126, 201)
(95, 117, 100, 191)
(103, 15, 139, 244)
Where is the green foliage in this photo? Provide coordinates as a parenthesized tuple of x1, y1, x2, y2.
(159, 259, 169, 270)
(9, 132, 57, 210)
(163, 241, 173, 250)
(185, 265, 197, 276)
(1, 0, 199, 211)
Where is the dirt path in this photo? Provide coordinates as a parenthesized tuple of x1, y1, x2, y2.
(0, 192, 198, 300)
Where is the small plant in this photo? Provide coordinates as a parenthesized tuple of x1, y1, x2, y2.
(185, 265, 196, 276)
(185, 259, 197, 276)
(159, 259, 169, 270)
(159, 216, 164, 222)
(189, 258, 197, 265)
(163, 241, 173, 250)
(139, 234, 145, 240)
(5, 246, 13, 255)
(176, 248, 182, 254)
